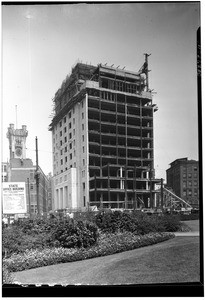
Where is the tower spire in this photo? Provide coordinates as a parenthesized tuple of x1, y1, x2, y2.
(7, 124, 28, 160)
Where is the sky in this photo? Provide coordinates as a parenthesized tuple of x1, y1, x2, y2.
(2, 2, 201, 181)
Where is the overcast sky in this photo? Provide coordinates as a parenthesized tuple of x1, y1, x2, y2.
(2, 2, 200, 181)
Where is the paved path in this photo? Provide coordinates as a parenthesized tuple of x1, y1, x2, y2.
(174, 231, 199, 236)
(182, 219, 200, 231)
(175, 220, 200, 236)
(13, 220, 200, 286)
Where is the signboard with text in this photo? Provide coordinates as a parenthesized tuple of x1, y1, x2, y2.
(2, 182, 27, 214)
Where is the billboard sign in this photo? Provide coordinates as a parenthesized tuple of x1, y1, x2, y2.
(2, 182, 27, 214)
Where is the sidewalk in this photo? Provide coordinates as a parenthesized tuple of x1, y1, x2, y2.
(181, 219, 200, 231)
(174, 219, 200, 236)
(174, 231, 199, 236)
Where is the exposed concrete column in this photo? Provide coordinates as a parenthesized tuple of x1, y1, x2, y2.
(120, 167, 123, 189)
(148, 198, 150, 208)
(153, 193, 157, 208)
(117, 193, 120, 208)
(85, 93, 90, 207)
(60, 187, 63, 208)
(146, 171, 149, 190)
(56, 189, 59, 209)
(100, 192, 102, 205)
(64, 186, 68, 208)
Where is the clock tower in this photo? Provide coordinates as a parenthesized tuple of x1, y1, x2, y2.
(7, 124, 28, 159)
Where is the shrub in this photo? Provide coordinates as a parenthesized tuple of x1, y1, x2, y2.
(130, 211, 157, 234)
(156, 215, 181, 232)
(179, 213, 199, 221)
(73, 211, 97, 223)
(2, 221, 8, 230)
(94, 210, 182, 234)
(94, 210, 111, 232)
(3, 217, 98, 258)
(53, 219, 99, 248)
(94, 210, 142, 233)
(3, 212, 181, 260)
(3, 226, 25, 257)
(2, 226, 57, 258)
(4, 232, 175, 273)
(13, 217, 59, 235)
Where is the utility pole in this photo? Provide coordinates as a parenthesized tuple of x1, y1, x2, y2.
(149, 164, 153, 209)
(144, 53, 151, 92)
(15, 105, 18, 129)
(27, 177, 31, 217)
(125, 165, 128, 209)
(94, 173, 97, 205)
(160, 178, 164, 212)
(134, 165, 137, 210)
(35, 136, 40, 215)
(108, 163, 111, 205)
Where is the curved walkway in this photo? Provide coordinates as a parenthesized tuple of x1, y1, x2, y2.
(12, 220, 200, 285)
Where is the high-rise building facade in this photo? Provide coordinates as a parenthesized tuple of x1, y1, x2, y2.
(166, 158, 199, 208)
(49, 61, 159, 210)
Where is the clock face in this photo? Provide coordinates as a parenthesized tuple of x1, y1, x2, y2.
(15, 147, 22, 157)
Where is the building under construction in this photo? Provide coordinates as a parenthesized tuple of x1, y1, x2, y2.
(49, 55, 160, 210)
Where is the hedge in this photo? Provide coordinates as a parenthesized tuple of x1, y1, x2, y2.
(94, 210, 182, 234)
(4, 232, 174, 273)
(179, 214, 199, 221)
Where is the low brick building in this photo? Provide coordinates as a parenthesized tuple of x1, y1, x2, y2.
(166, 158, 199, 209)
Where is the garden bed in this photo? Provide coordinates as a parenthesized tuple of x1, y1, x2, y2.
(3, 210, 182, 283)
(4, 231, 174, 274)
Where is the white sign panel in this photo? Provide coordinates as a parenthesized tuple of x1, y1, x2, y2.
(3, 182, 27, 214)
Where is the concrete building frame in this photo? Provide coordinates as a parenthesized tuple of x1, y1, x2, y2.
(49, 61, 160, 210)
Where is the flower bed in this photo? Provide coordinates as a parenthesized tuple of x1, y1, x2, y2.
(4, 231, 174, 273)
(2, 264, 13, 284)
